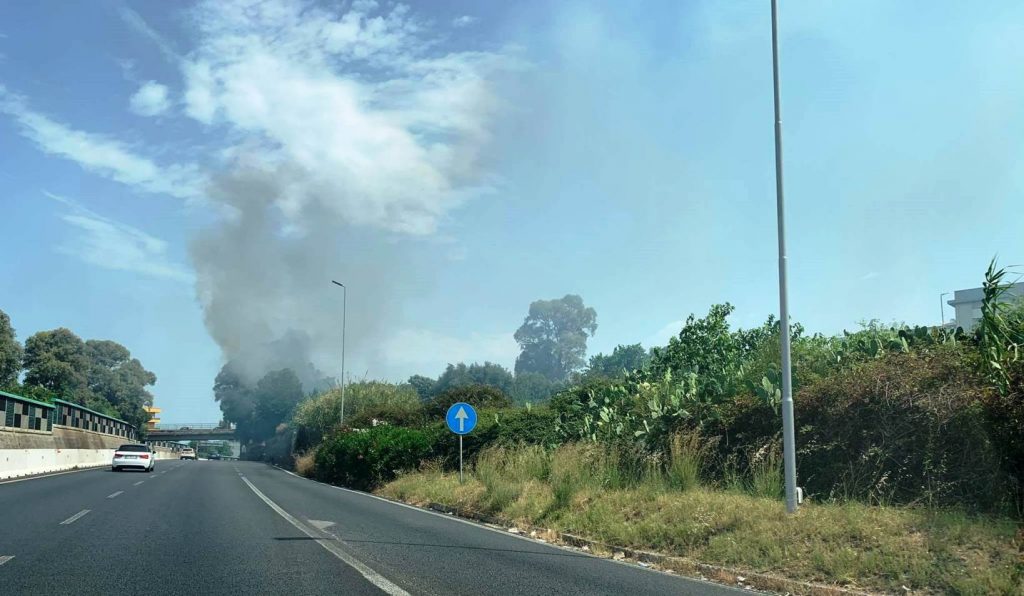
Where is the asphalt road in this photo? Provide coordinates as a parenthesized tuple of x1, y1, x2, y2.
(0, 460, 750, 595)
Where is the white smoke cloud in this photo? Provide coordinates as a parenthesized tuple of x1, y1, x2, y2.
(181, 0, 515, 385)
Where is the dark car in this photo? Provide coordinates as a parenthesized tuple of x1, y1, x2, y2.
(209, 453, 222, 460)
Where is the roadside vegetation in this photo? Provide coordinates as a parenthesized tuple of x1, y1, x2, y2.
(0, 310, 158, 432)
(232, 264, 1022, 594)
(381, 443, 1021, 595)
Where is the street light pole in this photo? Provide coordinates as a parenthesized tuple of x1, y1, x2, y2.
(331, 280, 347, 426)
(771, 0, 798, 514)
(940, 292, 951, 328)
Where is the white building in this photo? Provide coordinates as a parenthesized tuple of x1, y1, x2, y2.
(946, 282, 1024, 331)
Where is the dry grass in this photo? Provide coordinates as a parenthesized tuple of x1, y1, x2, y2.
(377, 443, 1023, 595)
(294, 450, 317, 477)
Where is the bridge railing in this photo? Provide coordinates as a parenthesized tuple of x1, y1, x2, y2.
(152, 423, 234, 430)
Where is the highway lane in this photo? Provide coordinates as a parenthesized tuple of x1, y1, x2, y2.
(0, 460, 383, 595)
(0, 460, 751, 595)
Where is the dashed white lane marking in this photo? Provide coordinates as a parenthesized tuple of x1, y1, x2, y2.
(107, 491, 123, 499)
(59, 510, 90, 525)
(133, 481, 145, 486)
(239, 476, 409, 596)
(0, 556, 13, 566)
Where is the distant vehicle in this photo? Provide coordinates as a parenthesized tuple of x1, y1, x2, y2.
(180, 448, 197, 460)
(209, 453, 222, 460)
(112, 444, 155, 472)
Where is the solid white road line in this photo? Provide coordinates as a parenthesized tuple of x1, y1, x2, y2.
(239, 476, 409, 596)
(107, 491, 123, 499)
(59, 510, 90, 525)
(0, 556, 13, 566)
(133, 481, 145, 486)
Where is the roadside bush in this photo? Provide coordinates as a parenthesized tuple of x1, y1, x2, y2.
(345, 401, 425, 429)
(492, 406, 560, 446)
(424, 411, 501, 468)
(795, 346, 1007, 511)
(293, 382, 421, 447)
(315, 425, 431, 490)
(425, 384, 511, 418)
(294, 449, 316, 477)
(423, 406, 562, 471)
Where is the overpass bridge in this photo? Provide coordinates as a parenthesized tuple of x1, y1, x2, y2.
(147, 423, 236, 442)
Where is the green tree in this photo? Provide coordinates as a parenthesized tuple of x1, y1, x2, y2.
(407, 374, 436, 401)
(22, 328, 91, 401)
(84, 339, 156, 430)
(646, 303, 746, 401)
(252, 368, 304, 442)
(0, 309, 23, 388)
(433, 362, 514, 396)
(585, 343, 651, 380)
(514, 295, 598, 381)
(509, 372, 560, 403)
(214, 362, 256, 443)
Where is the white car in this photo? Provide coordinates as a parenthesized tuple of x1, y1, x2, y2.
(180, 448, 196, 460)
(112, 444, 155, 472)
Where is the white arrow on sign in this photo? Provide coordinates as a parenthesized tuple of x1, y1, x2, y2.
(455, 406, 468, 432)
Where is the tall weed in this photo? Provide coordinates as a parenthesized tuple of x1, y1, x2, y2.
(666, 433, 706, 491)
(747, 442, 783, 499)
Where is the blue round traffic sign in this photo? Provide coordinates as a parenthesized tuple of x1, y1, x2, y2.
(445, 402, 477, 435)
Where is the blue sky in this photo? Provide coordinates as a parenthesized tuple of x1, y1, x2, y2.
(1, 0, 1022, 422)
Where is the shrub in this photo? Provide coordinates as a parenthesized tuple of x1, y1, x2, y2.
(425, 384, 512, 418)
(294, 449, 316, 477)
(795, 346, 1007, 510)
(492, 406, 560, 447)
(293, 381, 422, 447)
(314, 425, 431, 490)
(345, 401, 425, 428)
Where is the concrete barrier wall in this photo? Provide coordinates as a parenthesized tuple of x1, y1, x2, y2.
(0, 427, 180, 480)
(0, 391, 177, 480)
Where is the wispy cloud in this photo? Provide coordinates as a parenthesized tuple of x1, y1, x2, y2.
(452, 15, 478, 28)
(115, 3, 181, 62)
(46, 192, 193, 283)
(129, 81, 171, 116)
(179, 0, 515, 234)
(860, 271, 880, 281)
(0, 86, 202, 200)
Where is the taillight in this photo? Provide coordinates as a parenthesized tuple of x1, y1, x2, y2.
(140, 454, 150, 459)
(114, 452, 123, 458)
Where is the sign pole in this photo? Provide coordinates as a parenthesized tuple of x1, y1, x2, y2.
(445, 402, 476, 485)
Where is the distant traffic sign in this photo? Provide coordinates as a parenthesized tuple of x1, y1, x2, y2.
(445, 402, 477, 435)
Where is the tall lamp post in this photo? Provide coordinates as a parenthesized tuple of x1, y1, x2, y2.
(331, 280, 347, 426)
(771, 0, 799, 514)
(940, 292, 951, 328)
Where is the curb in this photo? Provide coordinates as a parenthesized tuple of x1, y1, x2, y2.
(420, 501, 876, 596)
